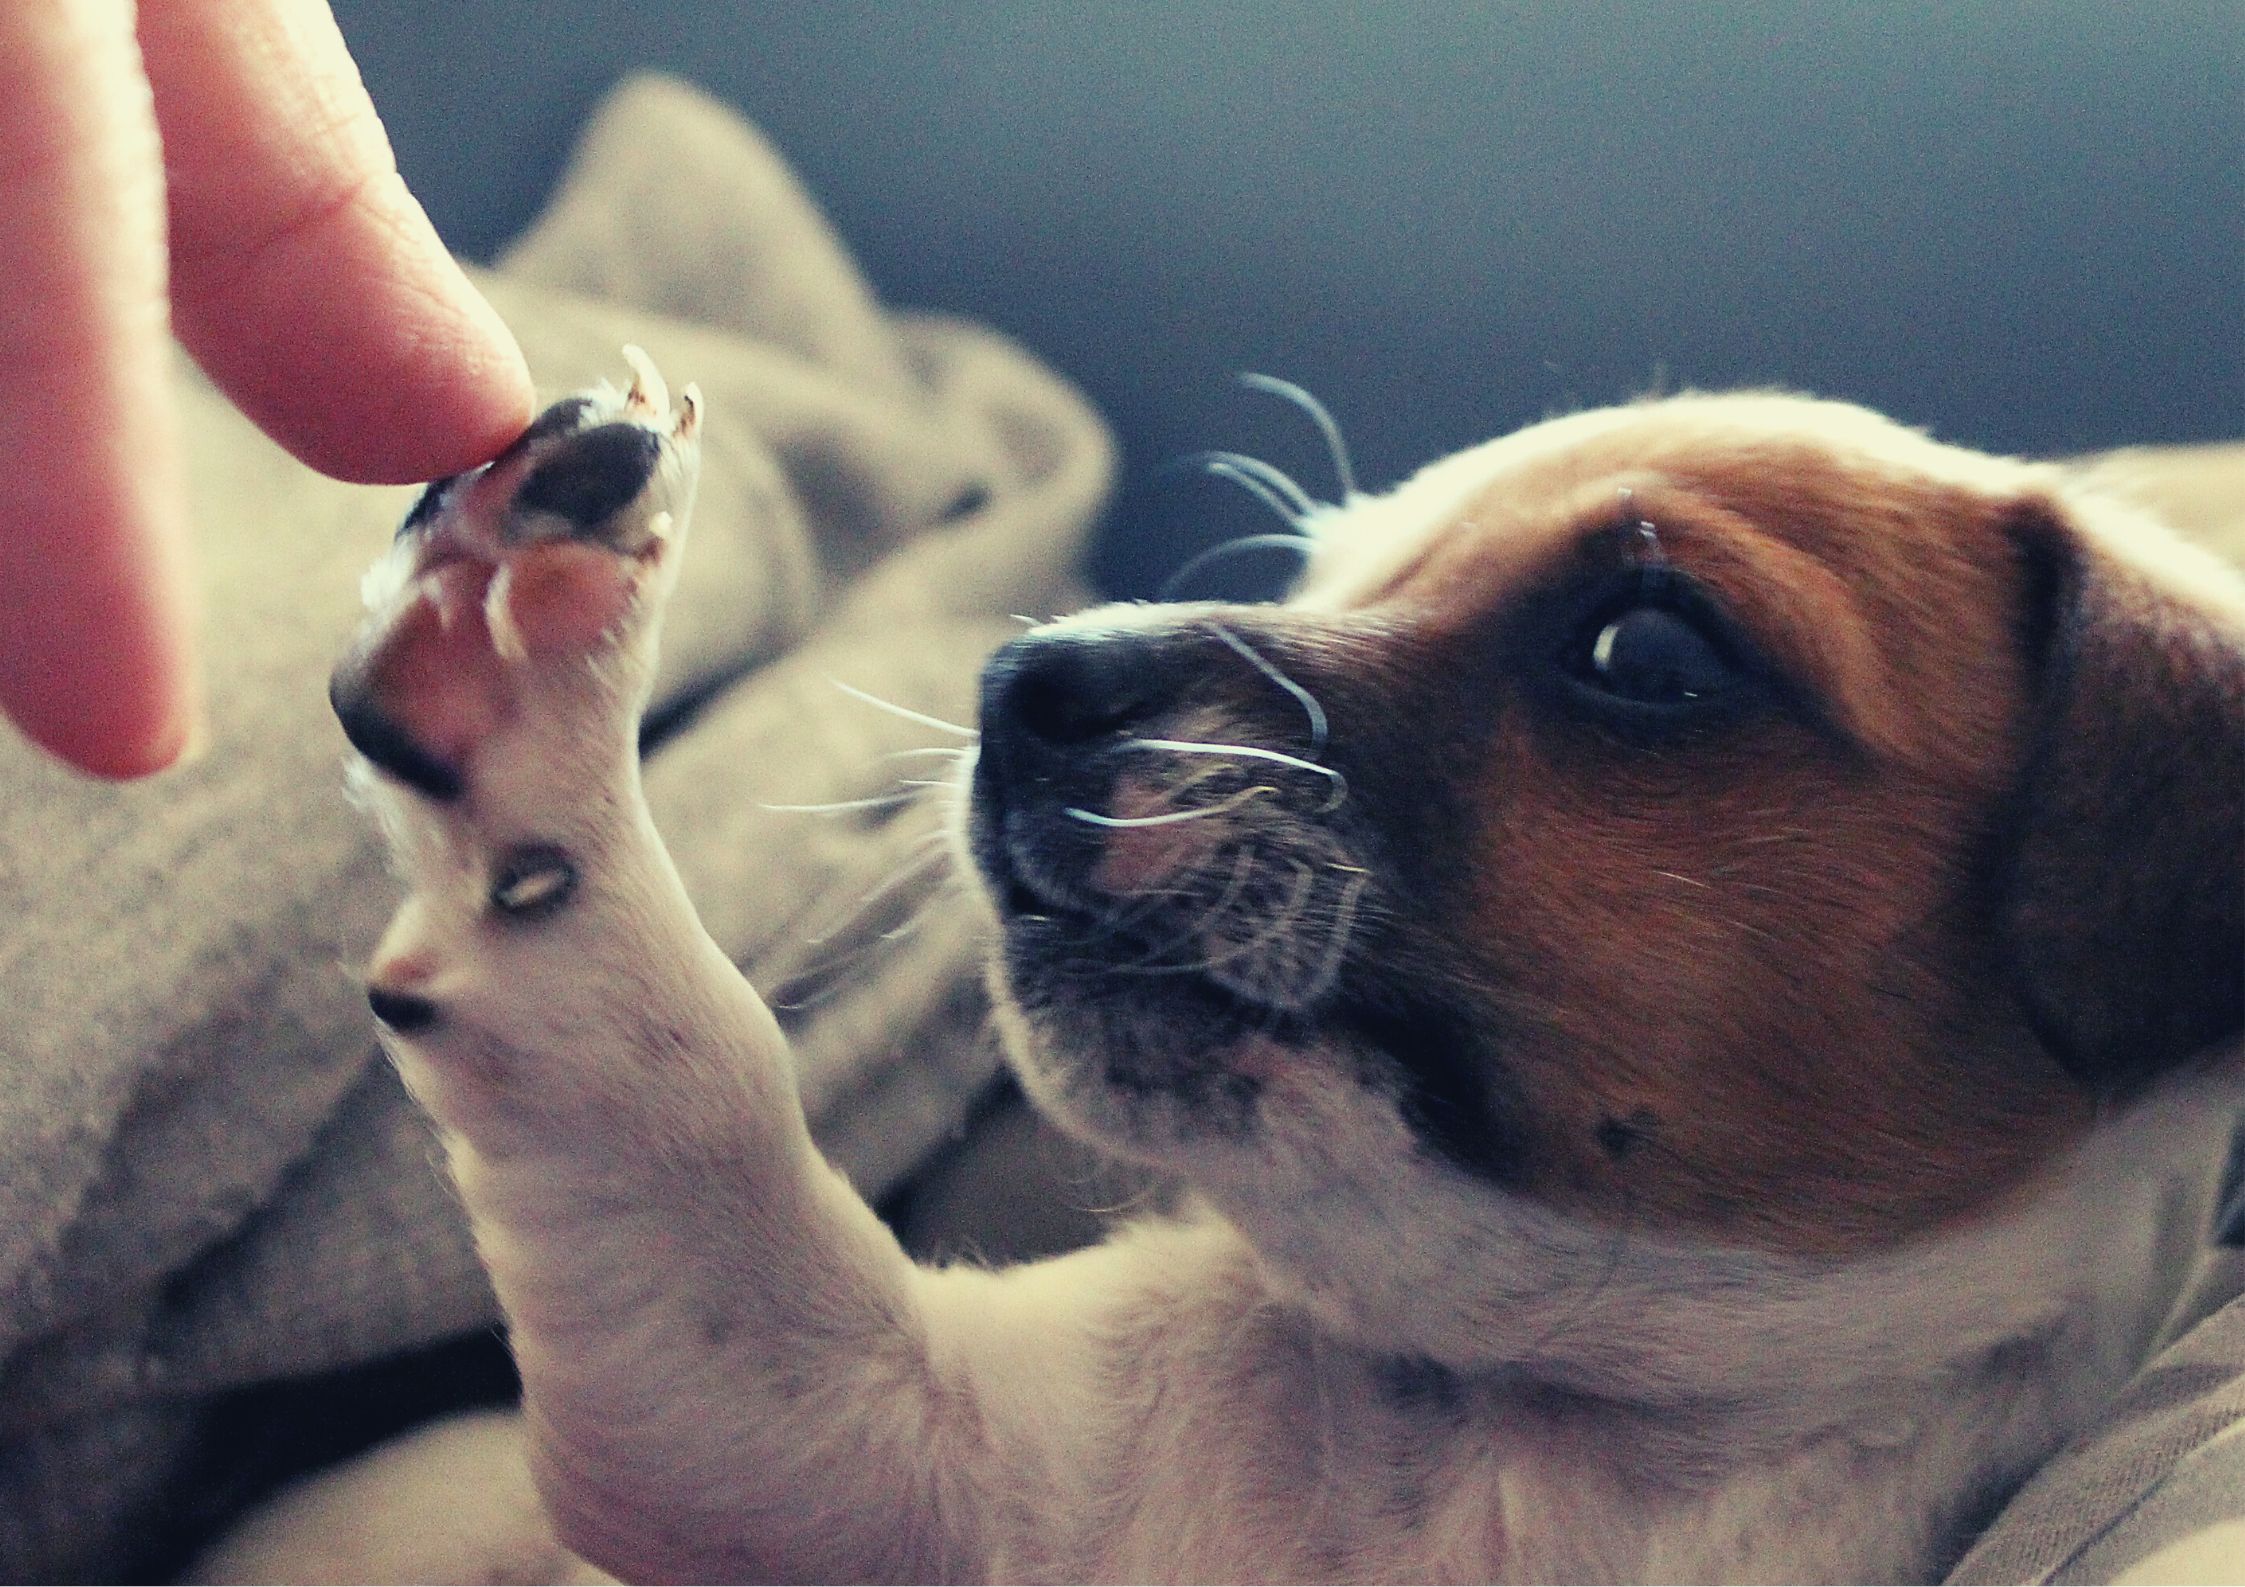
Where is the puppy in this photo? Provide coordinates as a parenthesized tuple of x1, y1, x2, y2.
(317, 361, 2243, 1583)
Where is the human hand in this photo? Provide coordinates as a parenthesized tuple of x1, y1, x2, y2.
(0, 0, 534, 778)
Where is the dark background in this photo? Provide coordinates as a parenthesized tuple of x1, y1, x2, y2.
(328, 0, 2244, 597)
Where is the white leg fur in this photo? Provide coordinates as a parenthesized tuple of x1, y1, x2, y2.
(327, 366, 1019, 1581)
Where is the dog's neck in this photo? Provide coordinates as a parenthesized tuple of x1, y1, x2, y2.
(1045, 1062, 2233, 1581)
(1197, 1056, 2239, 1451)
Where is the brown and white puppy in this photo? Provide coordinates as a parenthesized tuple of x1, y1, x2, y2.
(291, 367, 2243, 1584)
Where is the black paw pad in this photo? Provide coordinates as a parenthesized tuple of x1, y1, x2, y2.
(329, 669, 464, 803)
(397, 472, 464, 539)
(513, 423, 662, 535)
(501, 395, 598, 462)
(367, 985, 441, 1033)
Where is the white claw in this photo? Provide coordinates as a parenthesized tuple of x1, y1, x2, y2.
(620, 344, 669, 416)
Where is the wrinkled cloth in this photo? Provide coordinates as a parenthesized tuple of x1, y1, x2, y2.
(1948, 1251, 2245, 1583)
(0, 74, 1107, 1580)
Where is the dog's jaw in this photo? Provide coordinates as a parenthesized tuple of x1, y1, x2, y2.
(982, 853, 2235, 1414)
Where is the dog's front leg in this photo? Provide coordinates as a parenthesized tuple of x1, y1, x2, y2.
(331, 358, 989, 1583)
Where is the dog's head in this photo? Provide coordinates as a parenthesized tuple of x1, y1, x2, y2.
(965, 393, 2245, 1382)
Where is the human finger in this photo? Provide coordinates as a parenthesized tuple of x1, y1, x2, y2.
(0, 0, 199, 777)
(142, 0, 533, 486)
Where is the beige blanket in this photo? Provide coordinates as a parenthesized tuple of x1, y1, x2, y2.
(0, 76, 1108, 1580)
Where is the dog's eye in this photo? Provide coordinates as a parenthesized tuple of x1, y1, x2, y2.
(1574, 604, 1742, 707)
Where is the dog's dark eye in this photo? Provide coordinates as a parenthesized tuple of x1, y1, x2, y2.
(1573, 604, 1742, 707)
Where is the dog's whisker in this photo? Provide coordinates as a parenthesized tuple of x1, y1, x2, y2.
(1203, 463, 1308, 536)
(1158, 761, 1243, 800)
(771, 855, 961, 1008)
(1029, 876, 1194, 949)
(1157, 533, 1317, 603)
(801, 839, 953, 948)
(1057, 863, 1250, 970)
(1064, 785, 1273, 829)
(1185, 844, 1262, 939)
(1302, 870, 1370, 996)
(759, 791, 924, 816)
(1205, 623, 1330, 758)
(1083, 762, 1241, 846)
(1187, 859, 1320, 974)
(1081, 868, 1241, 951)
(1096, 849, 1263, 972)
(783, 898, 953, 992)
(1172, 449, 1320, 521)
(1074, 1179, 1167, 1221)
(1122, 736, 1342, 791)
(826, 678, 979, 739)
(1239, 371, 1360, 502)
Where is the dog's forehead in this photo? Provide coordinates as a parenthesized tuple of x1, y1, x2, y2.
(1296, 393, 2036, 615)
(1285, 394, 2050, 773)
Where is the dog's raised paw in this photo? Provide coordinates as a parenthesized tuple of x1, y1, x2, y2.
(330, 348, 702, 803)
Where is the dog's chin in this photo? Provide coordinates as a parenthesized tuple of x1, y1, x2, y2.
(981, 887, 1296, 1164)
(967, 823, 1514, 1196)
(980, 910, 1564, 1373)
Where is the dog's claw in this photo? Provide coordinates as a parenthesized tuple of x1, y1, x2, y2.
(622, 343, 669, 418)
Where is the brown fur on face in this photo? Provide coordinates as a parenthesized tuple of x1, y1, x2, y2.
(987, 395, 2243, 1260)
(1373, 428, 2090, 1252)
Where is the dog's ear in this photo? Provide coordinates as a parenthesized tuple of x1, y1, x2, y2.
(2000, 497, 2245, 1094)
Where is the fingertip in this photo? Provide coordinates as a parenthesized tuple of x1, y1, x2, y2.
(175, 204, 539, 487)
(148, 0, 537, 486)
(5, 661, 205, 781)
(385, 265, 537, 483)
(342, 229, 538, 483)
(308, 253, 540, 485)
(0, 523, 203, 779)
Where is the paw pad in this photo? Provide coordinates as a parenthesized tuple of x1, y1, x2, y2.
(331, 349, 703, 802)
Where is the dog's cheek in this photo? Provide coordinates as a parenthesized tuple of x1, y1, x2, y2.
(1431, 711, 2087, 1252)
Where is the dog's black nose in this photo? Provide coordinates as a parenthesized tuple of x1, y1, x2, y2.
(979, 629, 1176, 758)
